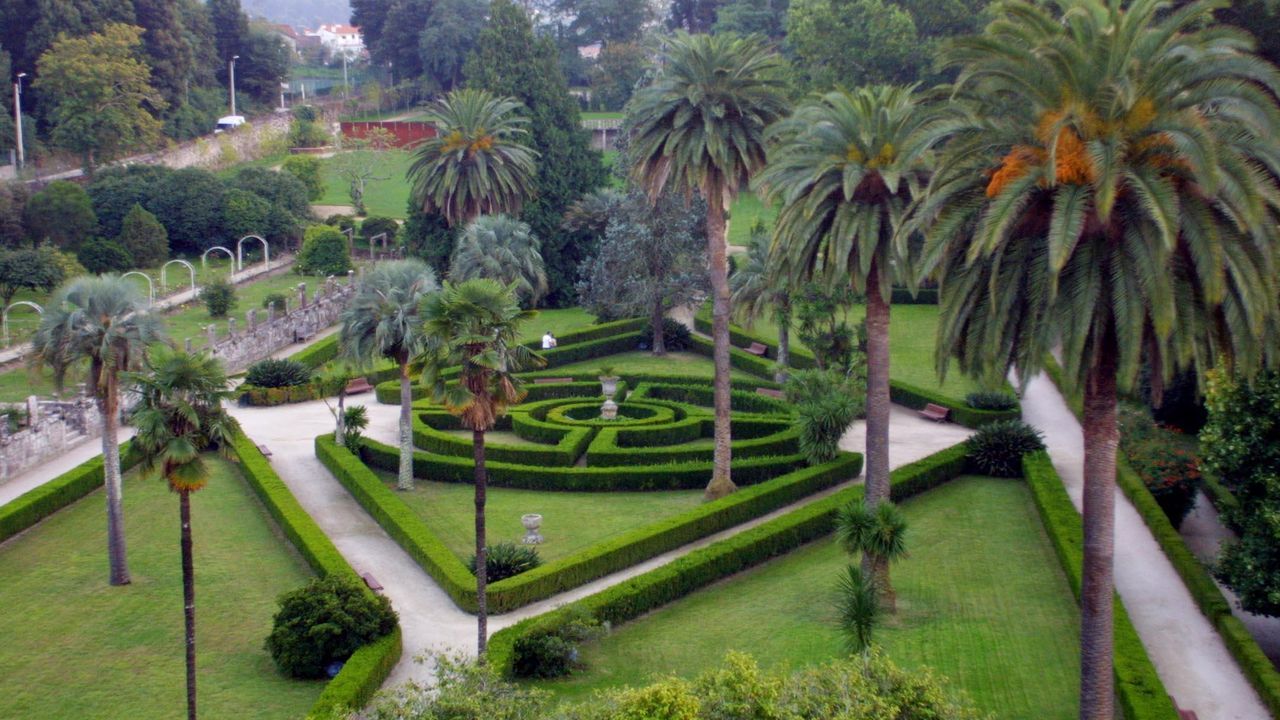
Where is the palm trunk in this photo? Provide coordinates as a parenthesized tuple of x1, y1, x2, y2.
(775, 303, 791, 384)
(102, 374, 131, 586)
(397, 357, 413, 491)
(335, 388, 346, 447)
(873, 554, 895, 613)
(473, 428, 489, 656)
(651, 299, 667, 356)
(1080, 343, 1118, 720)
(704, 183, 735, 500)
(861, 269, 892, 589)
(180, 490, 198, 720)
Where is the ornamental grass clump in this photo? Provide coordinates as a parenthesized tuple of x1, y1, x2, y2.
(245, 358, 311, 388)
(965, 420, 1045, 478)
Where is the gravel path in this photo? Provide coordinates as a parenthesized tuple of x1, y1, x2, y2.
(1019, 372, 1268, 719)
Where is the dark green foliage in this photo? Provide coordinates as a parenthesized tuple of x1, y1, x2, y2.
(201, 278, 236, 318)
(288, 118, 330, 148)
(965, 420, 1045, 478)
(964, 390, 1018, 411)
(0, 246, 64, 304)
(246, 359, 311, 388)
(262, 293, 287, 312)
(1119, 407, 1199, 528)
(1147, 369, 1207, 434)
(420, 0, 487, 92)
(794, 282, 859, 372)
(835, 564, 880, 653)
(221, 188, 272, 241)
(644, 318, 691, 352)
(325, 214, 356, 232)
(24, 181, 98, 250)
(401, 205, 456, 275)
(798, 392, 860, 463)
(0, 181, 28, 249)
(469, 542, 543, 582)
(117, 204, 168, 268)
(149, 168, 228, 254)
(265, 575, 398, 680)
(227, 167, 310, 244)
(75, 237, 133, 273)
(85, 164, 173, 238)
(360, 216, 399, 244)
(342, 405, 369, 451)
(888, 380, 1021, 429)
(510, 606, 604, 678)
(297, 224, 352, 276)
(282, 155, 325, 201)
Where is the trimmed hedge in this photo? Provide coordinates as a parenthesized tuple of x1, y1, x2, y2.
(306, 627, 403, 720)
(0, 442, 142, 544)
(413, 413, 588, 467)
(889, 380, 1021, 429)
(318, 433, 862, 613)
(240, 376, 349, 407)
(291, 334, 341, 369)
(689, 333, 776, 378)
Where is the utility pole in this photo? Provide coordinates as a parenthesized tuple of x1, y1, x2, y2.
(229, 55, 240, 116)
(13, 72, 25, 169)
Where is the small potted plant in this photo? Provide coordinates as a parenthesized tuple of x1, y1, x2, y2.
(598, 365, 620, 420)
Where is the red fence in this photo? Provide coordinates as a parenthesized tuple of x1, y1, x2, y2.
(340, 121, 437, 148)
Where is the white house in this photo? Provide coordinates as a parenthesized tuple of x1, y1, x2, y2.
(310, 24, 364, 59)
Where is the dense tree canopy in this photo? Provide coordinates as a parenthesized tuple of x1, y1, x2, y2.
(786, 0, 919, 89)
(24, 181, 98, 251)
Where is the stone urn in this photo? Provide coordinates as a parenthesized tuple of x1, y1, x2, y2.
(521, 513, 544, 544)
(599, 370, 620, 420)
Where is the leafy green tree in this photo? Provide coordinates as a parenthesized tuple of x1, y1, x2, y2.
(464, 0, 608, 307)
(201, 278, 236, 318)
(148, 168, 228, 254)
(451, 215, 548, 307)
(629, 31, 788, 500)
(208, 0, 250, 70)
(0, 246, 64, 305)
(282, 155, 325, 201)
(117, 204, 169, 268)
(228, 167, 311, 226)
(236, 26, 291, 102)
(32, 275, 166, 586)
(133, 0, 196, 108)
(401, 204, 456, 274)
(0, 181, 29, 248)
(916, 2, 1280, 715)
(419, 279, 544, 655)
(77, 237, 134, 274)
(86, 164, 174, 238)
(266, 575, 397, 680)
(24, 181, 98, 251)
(667, 0, 728, 32)
(589, 42, 647, 111)
(785, 0, 919, 89)
(0, 0, 134, 79)
(296, 224, 352, 276)
(221, 189, 272, 243)
(713, 0, 789, 38)
(559, 0, 655, 45)
(408, 88, 538, 227)
(340, 259, 438, 490)
(421, 0, 487, 92)
(127, 347, 237, 720)
(34, 23, 166, 173)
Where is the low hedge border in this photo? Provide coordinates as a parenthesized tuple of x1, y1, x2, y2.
(317, 432, 862, 613)
(1041, 356, 1280, 716)
(889, 380, 1021, 429)
(413, 413, 587, 467)
(0, 442, 142, 544)
(306, 627, 402, 720)
(240, 376, 349, 407)
(587, 420, 799, 467)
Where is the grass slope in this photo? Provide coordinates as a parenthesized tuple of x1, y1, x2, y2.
(0, 456, 321, 719)
(317, 150, 415, 219)
(538, 476, 1080, 719)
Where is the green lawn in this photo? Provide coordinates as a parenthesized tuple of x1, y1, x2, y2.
(552, 351, 764, 382)
(582, 111, 624, 121)
(538, 477, 1081, 720)
(0, 456, 322, 719)
(728, 191, 778, 248)
(317, 149, 415, 219)
(376, 472, 703, 564)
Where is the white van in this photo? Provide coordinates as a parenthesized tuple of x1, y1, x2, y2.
(214, 115, 246, 133)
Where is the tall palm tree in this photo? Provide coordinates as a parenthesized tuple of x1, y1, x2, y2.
(758, 85, 949, 520)
(340, 259, 439, 491)
(916, 2, 1280, 716)
(127, 347, 236, 720)
(451, 214, 549, 307)
(31, 275, 166, 586)
(418, 279, 544, 655)
(628, 32, 789, 500)
(407, 88, 539, 228)
(836, 500, 908, 613)
(730, 222, 791, 382)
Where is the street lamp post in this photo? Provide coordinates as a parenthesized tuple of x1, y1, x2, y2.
(228, 55, 240, 116)
(13, 72, 25, 169)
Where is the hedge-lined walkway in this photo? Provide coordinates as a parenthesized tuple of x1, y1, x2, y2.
(1019, 372, 1267, 719)
(230, 396, 971, 690)
(0, 428, 135, 507)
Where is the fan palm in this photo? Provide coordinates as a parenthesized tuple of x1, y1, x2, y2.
(915, 1, 1280, 716)
(628, 31, 789, 499)
(836, 500, 908, 612)
(418, 279, 545, 654)
(408, 88, 538, 228)
(451, 214, 549, 307)
(758, 85, 951, 520)
(128, 347, 236, 720)
(730, 222, 791, 382)
(340, 259, 439, 490)
(30, 275, 166, 586)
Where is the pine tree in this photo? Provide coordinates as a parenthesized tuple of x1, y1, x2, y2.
(118, 203, 169, 268)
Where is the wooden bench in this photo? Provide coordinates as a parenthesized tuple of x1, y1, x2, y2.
(361, 572, 384, 593)
(257, 444, 273, 458)
(744, 342, 769, 356)
(756, 387, 785, 400)
(532, 377, 575, 384)
(919, 403, 950, 422)
(344, 377, 374, 394)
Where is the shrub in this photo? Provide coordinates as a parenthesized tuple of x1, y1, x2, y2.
(288, 118, 329, 148)
(965, 420, 1046, 477)
(262, 292, 288, 313)
(510, 607, 605, 678)
(786, 368, 866, 415)
(965, 390, 1018, 411)
(360, 216, 399, 244)
(117, 203, 169, 268)
(246, 359, 311, 388)
(76, 237, 133, 273)
(797, 393, 859, 464)
(297, 224, 352, 276)
(265, 575, 397, 679)
(282, 155, 325, 201)
(201, 278, 236, 318)
(342, 405, 369, 451)
(325, 214, 356, 232)
(642, 317, 692, 352)
(469, 542, 543, 582)
(835, 565, 880, 654)
(1119, 407, 1200, 528)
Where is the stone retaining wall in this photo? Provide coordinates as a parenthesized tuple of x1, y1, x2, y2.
(0, 396, 101, 481)
(202, 273, 356, 371)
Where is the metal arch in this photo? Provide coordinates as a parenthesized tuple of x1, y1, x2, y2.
(201, 246, 235, 271)
(161, 259, 197, 296)
(120, 271, 155, 306)
(3, 300, 43, 347)
(236, 234, 269, 272)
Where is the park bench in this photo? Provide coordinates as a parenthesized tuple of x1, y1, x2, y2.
(744, 342, 769, 356)
(361, 572, 384, 594)
(533, 377, 575, 384)
(755, 387, 785, 400)
(344, 377, 374, 394)
(257, 444, 272, 458)
(919, 403, 950, 422)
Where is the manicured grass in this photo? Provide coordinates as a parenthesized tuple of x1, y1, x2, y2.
(552, 351, 763, 382)
(582, 111, 624, 121)
(375, 471, 703, 564)
(317, 149, 415, 219)
(538, 476, 1080, 720)
(0, 456, 322, 719)
(727, 191, 777, 248)
(525, 307, 598, 344)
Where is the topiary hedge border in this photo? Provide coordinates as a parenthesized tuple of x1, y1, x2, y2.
(0, 442, 142, 544)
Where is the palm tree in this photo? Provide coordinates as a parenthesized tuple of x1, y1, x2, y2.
(340, 259, 439, 491)
(916, 2, 1280, 716)
(407, 88, 539, 228)
(127, 347, 236, 720)
(730, 222, 792, 382)
(628, 32, 789, 500)
(758, 85, 949, 525)
(451, 214, 548, 307)
(419, 279, 545, 654)
(31, 275, 165, 586)
(836, 500, 908, 613)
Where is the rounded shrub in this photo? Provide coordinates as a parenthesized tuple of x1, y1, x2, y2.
(201, 278, 237, 318)
(360, 216, 399, 244)
(643, 317, 691, 352)
(297, 224, 352, 276)
(76, 237, 134, 274)
(246, 358, 311, 388)
(965, 420, 1046, 477)
(964, 390, 1018, 411)
(468, 541, 542, 582)
(511, 607, 605, 678)
(265, 575, 397, 679)
(262, 292, 288, 313)
(797, 393, 859, 464)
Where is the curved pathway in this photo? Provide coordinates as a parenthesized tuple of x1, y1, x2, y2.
(1019, 372, 1268, 719)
